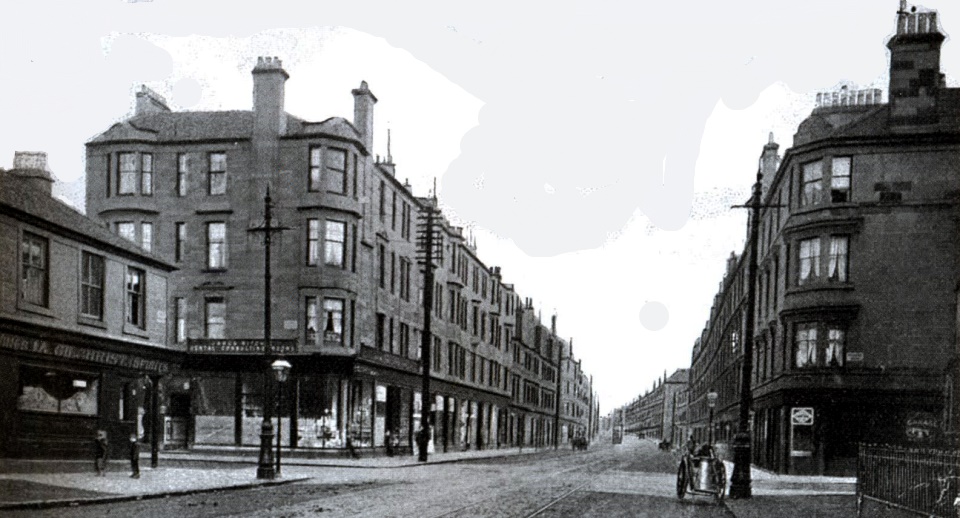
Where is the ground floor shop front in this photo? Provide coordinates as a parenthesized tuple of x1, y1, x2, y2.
(750, 388, 944, 476)
(175, 353, 527, 456)
(0, 326, 176, 460)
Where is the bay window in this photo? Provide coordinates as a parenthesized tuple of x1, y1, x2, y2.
(794, 322, 846, 368)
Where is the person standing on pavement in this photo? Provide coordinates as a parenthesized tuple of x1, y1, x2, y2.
(94, 430, 108, 476)
(128, 433, 140, 478)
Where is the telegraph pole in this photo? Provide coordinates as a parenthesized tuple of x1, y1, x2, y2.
(416, 196, 442, 462)
(728, 172, 765, 498)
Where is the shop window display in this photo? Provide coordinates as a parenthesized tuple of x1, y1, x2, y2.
(17, 365, 99, 416)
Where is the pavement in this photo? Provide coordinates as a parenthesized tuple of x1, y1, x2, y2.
(720, 460, 858, 518)
(0, 447, 858, 516)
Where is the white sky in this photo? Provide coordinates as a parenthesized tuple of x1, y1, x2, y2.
(1, 1, 957, 414)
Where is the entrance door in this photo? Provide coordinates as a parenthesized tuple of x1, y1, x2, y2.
(165, 393, 190, 449)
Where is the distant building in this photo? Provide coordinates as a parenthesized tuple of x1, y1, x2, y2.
(620, 368, 688, 445)
(688, 2, 960, 475)
(0, 152, 177, 459)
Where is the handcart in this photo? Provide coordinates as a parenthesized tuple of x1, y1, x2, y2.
(676, 444, 726, 502)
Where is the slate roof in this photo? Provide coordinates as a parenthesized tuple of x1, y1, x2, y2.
(0, 172, 175, 270)
(88, 111, 365, 149)
(793, 87, 960, 146)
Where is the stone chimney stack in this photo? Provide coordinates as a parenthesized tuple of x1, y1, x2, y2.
(352, 81, 378, 153)
(887, 2, 945, 125)
(9, 151, 54, 196)
(135, 86, 171, 116)
(252, 56, 289, 137)
(759, 132, 780, 195)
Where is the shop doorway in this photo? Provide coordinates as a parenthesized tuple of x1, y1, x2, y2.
(165, 393, 191, 449)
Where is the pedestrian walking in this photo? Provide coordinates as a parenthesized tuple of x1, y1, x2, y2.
(385, 429, 394, 457)
(128, 433, 140, 478)
(94, 430, 108, 476)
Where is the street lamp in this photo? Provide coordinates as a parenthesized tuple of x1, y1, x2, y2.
(272, 358, 291, 475)
(707, 390, 718, 445)
(249, 187, 288, 480)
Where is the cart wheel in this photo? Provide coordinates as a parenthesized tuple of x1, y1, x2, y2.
(713, 462, 726, 502)
(676, 463, 687, 499)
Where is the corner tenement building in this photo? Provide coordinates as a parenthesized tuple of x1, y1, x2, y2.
(686, 3, 959, 475)
(82, 57, 596, 456)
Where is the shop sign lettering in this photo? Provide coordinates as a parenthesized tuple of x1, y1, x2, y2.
(0, 333, 170, 373)
(188, 339, 297, 355)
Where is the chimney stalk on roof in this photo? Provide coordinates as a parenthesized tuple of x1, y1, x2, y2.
(352, 81, 378, 154)
(135, 86, 171, 116)
(8, 151, 54, 196)
(252, 56, 289, 137)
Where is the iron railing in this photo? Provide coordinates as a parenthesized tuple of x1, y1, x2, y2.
(857, 443, 960, 518)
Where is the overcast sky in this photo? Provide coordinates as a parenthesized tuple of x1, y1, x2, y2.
(2, 1, 957, 413)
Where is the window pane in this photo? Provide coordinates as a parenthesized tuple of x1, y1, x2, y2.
(141, 154, 153, 195)
(80, 252, 104, 318)
(126, 268, 145, 328)
(831, 157, 851, 202)
(175, 222, 186, 262)
(207, 222, 226, 269)
(323, 298, 344, 343)
(325, 149, 346, 194)
(119, 153, 137, 195)
(324, 220, 345, 267)
(828, 236, 848, 282)
(117, 222, 136, 243)
(21, 234, 47, 306)
(178, 154, 189, 197)
(826, 328, 845, 366)
(175, 297, 187, 343)
(209, 153, 226, 195)
(305, 296, 319, 345)
(307, 219, 319, 266)
(801, 161, 823, 206)
(798, 238, 820, 285)
(309, 148, 322, 191)
(205, 299, 226, 339)
(141, 222, 152, 252)
(795, 324, 817, 367)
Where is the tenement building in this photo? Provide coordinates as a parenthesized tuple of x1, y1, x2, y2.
(83, 57, 595, 455)
(688, 2, 959, 475)
(0, 152, 177, 458)
(620, 368, 688, 446)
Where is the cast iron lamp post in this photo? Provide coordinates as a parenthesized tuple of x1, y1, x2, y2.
(272, 358, 291, 475)
(249, 187, 287, 480)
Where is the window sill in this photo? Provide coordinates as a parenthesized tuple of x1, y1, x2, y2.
(77, 316, 108, 330)
(202, 268, 228, 274)
(122, 322, 150, 339)
(17, 301, 56, 319)
(787, 282, 854, 295)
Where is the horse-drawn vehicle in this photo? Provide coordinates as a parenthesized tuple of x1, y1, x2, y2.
(676, 443, 726, 502)
(572, 435, 588, 451)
